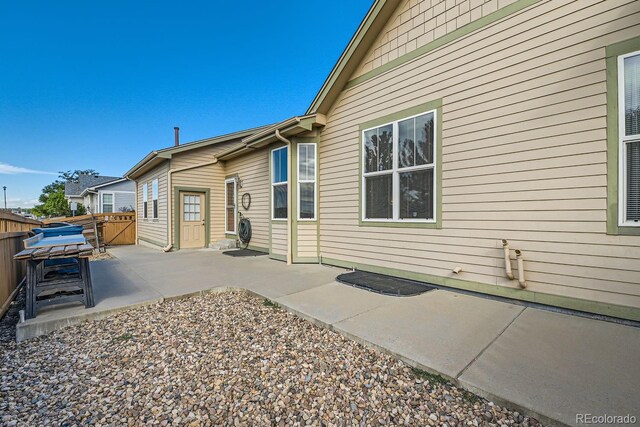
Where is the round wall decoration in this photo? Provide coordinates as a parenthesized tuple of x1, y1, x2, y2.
(241, 192, 251, 210)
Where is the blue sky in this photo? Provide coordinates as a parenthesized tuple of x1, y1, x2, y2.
(0, 1, 372, 208)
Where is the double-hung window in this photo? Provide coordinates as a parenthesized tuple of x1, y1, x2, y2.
(298, 143, 316, 220)
(619, 50, 640, 225)
(152, 179, 159, 219)
(102, 193, 114, 213)
(225, 178, 237, 233)
(272, 146, 288, 219)
(362, 110, 437, 222)
(142, 183, 148, 219)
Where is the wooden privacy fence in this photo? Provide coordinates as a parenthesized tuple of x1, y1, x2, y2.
(1, 211, 41, 233)
(0, 212, 42, 317)
(42, 212, 136, 246)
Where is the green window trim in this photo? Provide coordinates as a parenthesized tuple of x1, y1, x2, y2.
(358, 99, 443, 229)
(606, 35, 640, 236)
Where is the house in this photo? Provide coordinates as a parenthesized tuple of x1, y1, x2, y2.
(64, 174, 135, 213)
(126, 0, 640, 321)
(124, 126, 274, 250)
(80, 178, 136, 214)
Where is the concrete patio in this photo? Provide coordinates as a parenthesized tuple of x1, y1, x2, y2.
(16, 245, 640, 427)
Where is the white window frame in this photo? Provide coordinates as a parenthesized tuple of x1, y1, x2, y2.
(618, 50, 640, 227)
(101, 192, 114, 214)
(152, 179, 159, 220)
(297, 143, 317, 221)
(361, 109, 438, 223)
(142, 183, 148, 220)
(271, 146, 289, 220)
(225, 178, 237, 234)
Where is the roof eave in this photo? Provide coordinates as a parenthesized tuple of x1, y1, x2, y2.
(125, 153, 169, 180)
(305, 0, 402, 115)
(218, 114, 326, 161)
(92, 178, 129, 189)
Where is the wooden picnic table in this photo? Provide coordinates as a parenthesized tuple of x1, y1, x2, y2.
(14, 234, 95, 319)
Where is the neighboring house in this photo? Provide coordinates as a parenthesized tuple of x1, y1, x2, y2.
(80, 178, 136, 214)
(126, 0, 640, 321)
(64, 174, 135, 213)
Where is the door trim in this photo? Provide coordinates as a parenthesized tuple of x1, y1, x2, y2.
(173, 186, 210, 250)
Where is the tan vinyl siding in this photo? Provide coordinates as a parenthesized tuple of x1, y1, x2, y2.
(296, 223, 318, 258)
(224, 146, 270, 251)
(354, 0, 519, 78)
(171, 143, 235, 245)
(137, 162, 169, 247)
(318, 0, 640, 310)
(271, 221, 288, 256)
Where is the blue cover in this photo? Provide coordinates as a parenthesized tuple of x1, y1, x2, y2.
(33, 225, 84, 237)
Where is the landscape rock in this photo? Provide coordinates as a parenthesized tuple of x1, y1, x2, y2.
(0, 291, 539, 426)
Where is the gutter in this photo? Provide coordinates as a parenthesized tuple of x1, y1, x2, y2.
(217, 114, 325, 161)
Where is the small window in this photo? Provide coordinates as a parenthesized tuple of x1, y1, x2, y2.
(152, 179, 159, 219)
(183, 194, 201, 222)
(225, 178, 237, 233)
(362, 110, 436, 222)
(102, 193, 113, 213)
(298, 143, 316, 220)
(272, 146, 288, 219)
(620, 51, 640, 225)
(142, 183, 148, 219)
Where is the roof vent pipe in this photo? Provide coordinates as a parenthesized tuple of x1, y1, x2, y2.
(174, 127, 180, 146)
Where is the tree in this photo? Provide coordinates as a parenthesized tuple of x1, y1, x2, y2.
(32, 170, 96, 217)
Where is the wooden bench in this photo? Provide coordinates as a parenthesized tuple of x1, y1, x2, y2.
(14, 235, 95, 319)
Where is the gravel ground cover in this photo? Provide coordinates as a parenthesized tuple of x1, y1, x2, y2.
(0, 286, 25, 344)
(0, 292, 540, 426)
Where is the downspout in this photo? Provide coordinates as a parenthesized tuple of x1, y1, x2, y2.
(274, 129, 293, 265)
(164, 164, 174, 252)
(515, 249, 527, 288)
(134, 181, 139, 245)
(501, 239, 514, 280)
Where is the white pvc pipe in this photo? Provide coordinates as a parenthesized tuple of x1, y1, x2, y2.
(515, 249, 527, 288)
(502, 239, 514, 280)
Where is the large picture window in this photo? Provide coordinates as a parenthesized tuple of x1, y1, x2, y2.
(619, 50, 640, 225)
(142, 183, 148, 219)
(298, 143, 316, 220)
(225, 178, 237, 233)
(272, 146, 288, 219)
(362, 110, 436, 222)
(152, 179, 159, 219)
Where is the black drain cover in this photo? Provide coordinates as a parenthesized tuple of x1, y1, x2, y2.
(336, 271, 436, 296)
(223, 249, 267, 257)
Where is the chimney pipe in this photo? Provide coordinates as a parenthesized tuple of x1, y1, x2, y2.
(174, 127, 180, 146)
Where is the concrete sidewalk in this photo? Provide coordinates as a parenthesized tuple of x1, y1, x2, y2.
(17, 245, 640, 426)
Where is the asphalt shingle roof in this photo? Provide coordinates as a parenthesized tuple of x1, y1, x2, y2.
(64, 175, 121, 196)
